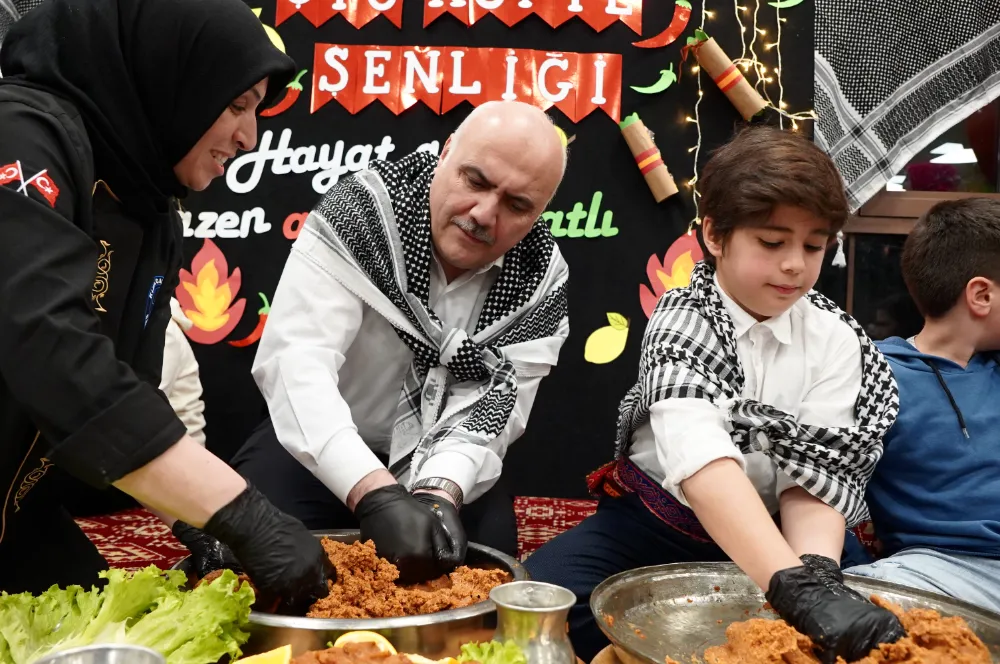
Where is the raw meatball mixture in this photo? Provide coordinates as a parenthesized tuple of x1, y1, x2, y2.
(307, 539, 511, 619)
(675, 596, 990, 664)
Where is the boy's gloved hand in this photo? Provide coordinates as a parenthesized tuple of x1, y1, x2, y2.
(766, 564, 906, 663)
(800, 553, 869, 603)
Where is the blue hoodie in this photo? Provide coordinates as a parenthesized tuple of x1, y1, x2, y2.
(866, 337, 1000, 558)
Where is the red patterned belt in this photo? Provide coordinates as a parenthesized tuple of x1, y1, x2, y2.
(586, 456, 712, 543)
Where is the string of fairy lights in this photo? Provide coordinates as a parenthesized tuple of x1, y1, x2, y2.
(681, 0, 818, 229)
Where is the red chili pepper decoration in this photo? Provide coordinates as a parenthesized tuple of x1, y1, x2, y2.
(632, 0, 692, 49)
(260, 69, 308, 118)
(228, 293, 270, 347)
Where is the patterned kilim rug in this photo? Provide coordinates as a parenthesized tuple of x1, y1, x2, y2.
(74, 497, 600, 570)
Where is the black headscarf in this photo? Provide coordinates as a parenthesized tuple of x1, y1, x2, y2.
(0, 0, 295, 213)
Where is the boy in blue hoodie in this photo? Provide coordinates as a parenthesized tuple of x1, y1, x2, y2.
(845, 197, 1000, 612)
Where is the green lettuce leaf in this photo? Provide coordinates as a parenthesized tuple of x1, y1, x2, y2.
(79, 567, 189, 646)
(0, 566, 253, 664)
(122, 569, 254, 664)
(0, 584, 106, 664)
(457, 641, 527, 664)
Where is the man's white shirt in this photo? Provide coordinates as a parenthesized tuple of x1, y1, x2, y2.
(253, 233, 560, 505)
(629, 277, 863, 513)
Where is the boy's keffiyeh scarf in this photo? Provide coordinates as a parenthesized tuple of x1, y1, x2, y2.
(613, 262, 897, 527)
(305, 150, 568, 479)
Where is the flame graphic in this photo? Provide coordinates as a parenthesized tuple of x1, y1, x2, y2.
(176, 239, 246, 344)
(639, 232, 704, 318)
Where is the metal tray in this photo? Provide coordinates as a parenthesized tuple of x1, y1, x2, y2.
(172, 530, 527, 658)
(591, 562, 1000, 663)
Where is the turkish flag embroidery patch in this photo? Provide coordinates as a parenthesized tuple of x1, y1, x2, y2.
(0, 161, 61, 207)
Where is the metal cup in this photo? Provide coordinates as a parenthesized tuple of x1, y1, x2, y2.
(491, 581, 577, 664)
(33, 645, 166, 664)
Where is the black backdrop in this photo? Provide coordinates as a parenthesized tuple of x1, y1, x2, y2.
(181, 0, 815, 498)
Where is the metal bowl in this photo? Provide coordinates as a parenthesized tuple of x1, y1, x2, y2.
(33, 645, 165, 664)
(172, 530, 527, 659)
(591, 562, 1000, 664)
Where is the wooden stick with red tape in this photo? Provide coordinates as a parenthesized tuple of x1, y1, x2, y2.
(620, 113, 678, 203)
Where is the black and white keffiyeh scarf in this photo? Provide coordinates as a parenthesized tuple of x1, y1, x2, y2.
(300, 150, 569, 480)
(815, 0, 1000, 210)
(0, 0, 44, 44)
(614, 262, 898, 526)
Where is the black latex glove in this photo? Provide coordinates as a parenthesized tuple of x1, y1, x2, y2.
(412, 491, 467, 567)
(800, 554, 869, 603)
(172, 520, 243, 580)
(355, 484, 464, 584)
(766, 565, 906, 664)
(202, 484, 335, 615)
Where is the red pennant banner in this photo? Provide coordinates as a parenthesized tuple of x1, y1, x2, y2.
(400, 46, 445, 113)
(276, 0, 403, 28)
(354, 46, 404, 114)
(486, 48, 541, 106)
(310, 45, 621, 123)
(536, 51, 580, 120)
(441, 47, 489, 113)
(311, 43, 361, 114)
(534, 0, 574, 29)
(575, 52, 622, 121)
(353, 0, 404, 28)
(423, 0, 469, 26)
(492, 0, 533, 26)
(422, 0, 641, 34)
(274, 0, 299, 26)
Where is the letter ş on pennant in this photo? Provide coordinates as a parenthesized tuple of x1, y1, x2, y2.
(312, 43, 360, 114)
(311, 45, 622, 122)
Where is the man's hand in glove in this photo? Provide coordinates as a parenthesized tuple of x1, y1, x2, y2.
(172, 520, 242, 580)
(766, 564, 906, 663)
(202, 484, 335, 615)
(412, 491, 468, 567)
(355, 484, 465, 584)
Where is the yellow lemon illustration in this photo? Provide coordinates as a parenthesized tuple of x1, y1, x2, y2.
(554, 126, 569, 148)
(238, 645, 291, 664)
(252, 8, 286, 54)
(333, 632, 397, 655)
(584, 313, 630, 364)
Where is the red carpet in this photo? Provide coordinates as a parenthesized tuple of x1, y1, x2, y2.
(514, 496, 597, 558)
(74, 510, 191, 570)
(74, 497, 599, 570)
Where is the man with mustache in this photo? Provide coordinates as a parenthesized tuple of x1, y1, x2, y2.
(228, 101, 570, 583)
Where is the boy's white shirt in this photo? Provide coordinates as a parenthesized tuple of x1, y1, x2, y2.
(629, 276, 863, 514)
(159, 297, 207, 447)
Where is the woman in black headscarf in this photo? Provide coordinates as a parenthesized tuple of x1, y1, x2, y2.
(0, 0, 332, 610)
